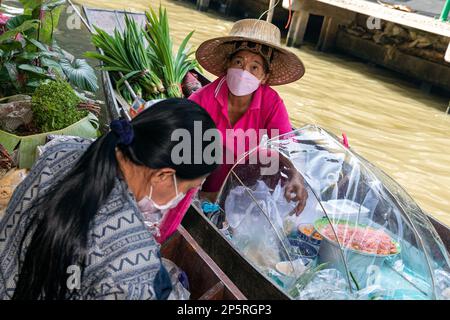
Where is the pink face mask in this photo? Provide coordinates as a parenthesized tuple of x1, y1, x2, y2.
(226, 68, 261, 96)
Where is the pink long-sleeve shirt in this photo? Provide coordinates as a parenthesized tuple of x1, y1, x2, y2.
(189, 76, 293, 192)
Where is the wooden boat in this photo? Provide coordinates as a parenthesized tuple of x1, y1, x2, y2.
(161, 225, 246, 300)
(83, 7, 450, 300)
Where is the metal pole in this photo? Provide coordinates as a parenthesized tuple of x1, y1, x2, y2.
(441, 0, 450, 21)
(267, 0, 276, 23)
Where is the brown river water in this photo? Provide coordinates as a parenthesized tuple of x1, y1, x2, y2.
(70, 0, 450, 225)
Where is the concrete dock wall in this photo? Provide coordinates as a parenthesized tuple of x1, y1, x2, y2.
(336, 30, 450, 91)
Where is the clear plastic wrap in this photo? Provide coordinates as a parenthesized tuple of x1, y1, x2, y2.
(298, 269, 352, 300)
(215, 125, 450, 300)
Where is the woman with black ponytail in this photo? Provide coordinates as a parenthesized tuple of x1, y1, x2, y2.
(0, 98, 219, 300)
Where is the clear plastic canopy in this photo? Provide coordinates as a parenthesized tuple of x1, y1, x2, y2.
(215, 125, 450, 300)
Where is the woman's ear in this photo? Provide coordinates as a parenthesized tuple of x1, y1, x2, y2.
(149, 168, 176, 185)
(261, 72, 270, 85)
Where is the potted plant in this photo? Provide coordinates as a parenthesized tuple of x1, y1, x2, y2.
(0, 8, 100, 169)
(0, 80, 99, 168)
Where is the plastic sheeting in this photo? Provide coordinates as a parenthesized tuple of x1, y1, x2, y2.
(215, 125, 450, 300)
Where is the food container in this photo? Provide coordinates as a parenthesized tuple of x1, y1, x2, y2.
(314, 218, 401, 289)
(287, 237, 319, 263)
(270, 259, 308, 289)
(276, 259, 307, 278)
(297, 223, 323, 246)
(317, 199, 370, 222)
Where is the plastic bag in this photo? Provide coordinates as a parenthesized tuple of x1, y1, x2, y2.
(224, 181, 287, 270)
(355, 285, 387, 300)
(298, 269, 352, 300)
(224, 180, 283, 230)
(161, 258, 191, 300)
(435, 269, 450, 300)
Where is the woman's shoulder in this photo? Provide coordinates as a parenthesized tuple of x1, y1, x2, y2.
(35, 136, 93, 171)
(40, 135, 93, 157)
(260, 84, 283, 103)
(83, 182, 166, 299)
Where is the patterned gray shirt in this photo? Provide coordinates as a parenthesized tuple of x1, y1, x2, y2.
(0, 137, 172, 299)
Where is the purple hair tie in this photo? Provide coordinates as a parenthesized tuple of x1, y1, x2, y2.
(110, 119, 134, 145)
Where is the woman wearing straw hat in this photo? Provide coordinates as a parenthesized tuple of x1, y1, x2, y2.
(190, 19, 308, 214)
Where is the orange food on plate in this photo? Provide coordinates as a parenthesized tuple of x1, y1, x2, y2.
(299, 224, 323, 240)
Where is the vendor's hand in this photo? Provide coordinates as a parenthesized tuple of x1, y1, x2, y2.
(284, 172, 308, 215)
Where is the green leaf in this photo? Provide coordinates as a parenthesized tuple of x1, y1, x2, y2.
(42, 0, 66, 11)
(37, 6, 64, 44)
(0, 113, 98, 169)
(19, 0, 43, 11)
(59, 58, 98, 92)
(0, 41, 24, 53)
(26, 80, 42, 87)
(40, 57, 64, 76)
(5, 15, 33, 30)
(0, 130, 21, 154)
(24, 36, 52, 53)
(18, 64, 48, 76)
(0, 19, 40, 43)
(4, 62, 22, 90)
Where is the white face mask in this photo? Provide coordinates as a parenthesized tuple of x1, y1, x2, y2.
(137, 175, 185, 215)
(226, 68, 261, 96)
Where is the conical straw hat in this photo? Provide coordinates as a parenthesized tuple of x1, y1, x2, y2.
(196, 19, 305, 86)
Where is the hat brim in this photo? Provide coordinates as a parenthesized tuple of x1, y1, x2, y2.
(196, 36, 305, 86)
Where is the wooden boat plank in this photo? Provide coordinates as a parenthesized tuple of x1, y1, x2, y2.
(182, 207, 289, 300)
(161, 225, 246, 300)
(198, 281, 225, 300)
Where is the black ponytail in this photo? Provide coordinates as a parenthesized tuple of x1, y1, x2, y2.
(12, 98, 218, 299)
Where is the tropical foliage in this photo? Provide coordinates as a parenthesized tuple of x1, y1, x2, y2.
(0, 3, 98, 97)
(86, 5, 198, 102)
(0, 1, 99, 171)
(145, 6, 198, 98)
(19, 0, 67, 44)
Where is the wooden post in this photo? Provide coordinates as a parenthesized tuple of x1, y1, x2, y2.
(316, 16, 329, 50)
(318, 16, 340, 52)
(286, 10, 310, 47)
(196, 0, 210, 12)
(267, 0, 276, 23)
